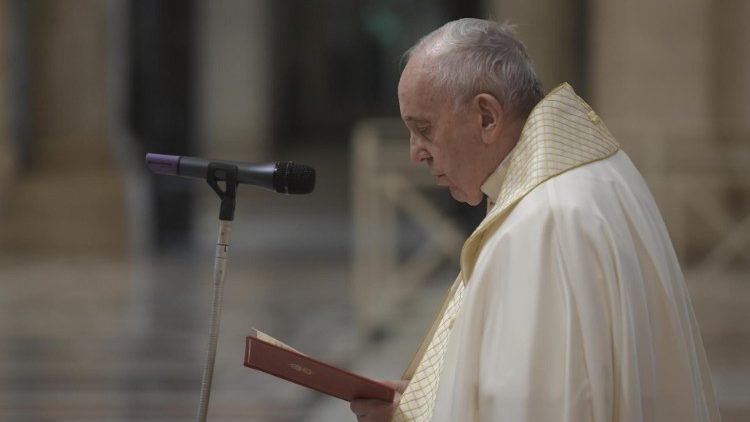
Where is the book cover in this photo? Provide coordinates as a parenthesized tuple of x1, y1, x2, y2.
(244, 329, 395, 403)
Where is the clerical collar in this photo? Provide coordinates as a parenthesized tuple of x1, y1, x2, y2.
(480, 154, 511, 213)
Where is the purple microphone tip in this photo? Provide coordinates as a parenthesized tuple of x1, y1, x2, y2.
(146, 153, 180, 175)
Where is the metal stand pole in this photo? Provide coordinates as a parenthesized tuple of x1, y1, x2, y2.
(196, 163, 238, 422)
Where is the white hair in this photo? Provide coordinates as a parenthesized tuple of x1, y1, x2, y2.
(405, 18, 543, 119)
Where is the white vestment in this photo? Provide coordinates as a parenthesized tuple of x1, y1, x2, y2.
(395, 83, 720, 421)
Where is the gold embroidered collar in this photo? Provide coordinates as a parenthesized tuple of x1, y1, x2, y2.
(460, 82, 621, 282)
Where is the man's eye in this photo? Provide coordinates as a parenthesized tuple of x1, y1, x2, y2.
(417, 126, 431, 136)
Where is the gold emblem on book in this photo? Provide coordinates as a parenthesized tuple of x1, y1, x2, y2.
(289, 363, 313, 375)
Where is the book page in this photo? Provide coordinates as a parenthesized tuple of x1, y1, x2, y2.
(251, 328, 305, 355)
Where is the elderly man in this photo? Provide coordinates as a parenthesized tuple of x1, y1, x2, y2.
(350, 18, 720, 422)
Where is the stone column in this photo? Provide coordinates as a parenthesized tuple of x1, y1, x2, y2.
(715, 0, 750, 147)
(588, 0, 714, 150)
(588, 0, 716, 262)
(484, 0, 586, 94)
(0, 0, 126, 256)
(27, 0, 110, 169)
(197, 0, 272, 160)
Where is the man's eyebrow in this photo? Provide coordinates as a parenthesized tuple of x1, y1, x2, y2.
(403, 116, 430, 123)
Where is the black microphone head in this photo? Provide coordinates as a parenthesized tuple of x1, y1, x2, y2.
(274, 162, 316, 194)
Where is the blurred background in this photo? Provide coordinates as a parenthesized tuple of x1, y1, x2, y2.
(0, 0, 748, 421)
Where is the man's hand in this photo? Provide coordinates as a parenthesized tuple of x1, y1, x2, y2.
(350, 380, 408, 421)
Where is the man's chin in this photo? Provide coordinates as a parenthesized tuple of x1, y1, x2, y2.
(449, 188, 483, 206)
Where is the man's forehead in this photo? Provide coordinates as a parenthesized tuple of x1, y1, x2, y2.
(399, 83, 437, 120)
(398, 61, 424, 92)
(399, 64, 441, 102)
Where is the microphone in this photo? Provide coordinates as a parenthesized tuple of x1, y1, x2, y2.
(145, 153, 315, 194)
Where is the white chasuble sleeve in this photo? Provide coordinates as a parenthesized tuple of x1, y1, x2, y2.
(430, 153, 719, 422)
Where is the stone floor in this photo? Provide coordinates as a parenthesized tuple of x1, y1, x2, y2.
(0, 144, 748, 421)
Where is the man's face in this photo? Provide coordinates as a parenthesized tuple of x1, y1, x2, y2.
(398, 59, 487, 206)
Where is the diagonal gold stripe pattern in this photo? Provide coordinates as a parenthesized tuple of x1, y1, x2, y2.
(393, 278, 465, 422)
(393, 83, 619, 421)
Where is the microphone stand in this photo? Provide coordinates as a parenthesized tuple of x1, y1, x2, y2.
(196, 162, 239, 422)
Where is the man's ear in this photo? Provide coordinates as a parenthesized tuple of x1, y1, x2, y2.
(474, 93, 504, 145)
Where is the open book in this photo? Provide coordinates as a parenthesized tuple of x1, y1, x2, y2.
(244, 329, 395, 402)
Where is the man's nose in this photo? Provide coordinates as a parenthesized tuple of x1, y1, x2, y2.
(410, 138, 429, 163)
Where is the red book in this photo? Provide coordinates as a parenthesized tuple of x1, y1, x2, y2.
(244, 330, 395, 403)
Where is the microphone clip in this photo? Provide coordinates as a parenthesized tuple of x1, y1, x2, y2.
(206, 162, 239, 221)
